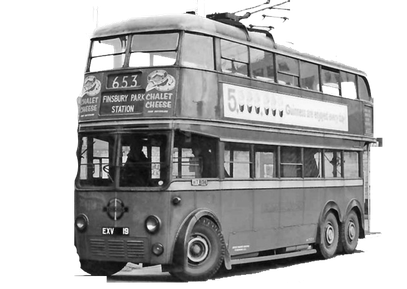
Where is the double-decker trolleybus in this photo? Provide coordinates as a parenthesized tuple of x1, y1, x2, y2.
(75, 13, 376, 281)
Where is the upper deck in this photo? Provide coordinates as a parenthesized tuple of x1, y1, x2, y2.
(92, 14, 366, 76)
(78, 13, 374, 145)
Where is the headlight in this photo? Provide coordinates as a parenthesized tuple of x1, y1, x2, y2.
(75, 214, 89, 232)
(145, 215, 161, 234)
(152, 243, 164, 256)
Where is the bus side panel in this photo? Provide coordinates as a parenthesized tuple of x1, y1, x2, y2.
(225, 186, 314, 255)
(253, 189, 280, 230)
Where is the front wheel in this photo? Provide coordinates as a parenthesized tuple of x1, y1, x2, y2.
(171, 218, 225, 282)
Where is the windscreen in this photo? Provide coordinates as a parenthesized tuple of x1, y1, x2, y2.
(89, 36, 128, 72)
(77, 131, 169, 188)
(129, 33, 179, 67)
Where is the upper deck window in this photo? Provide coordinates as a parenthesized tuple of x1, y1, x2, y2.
(322, 67, 340, 96)
(358, 76, 371, 101)
(277, 55, 299, 87)
(300, 61, 320, 91)
(129, 33, 179, 67)
(340, 71, 357, 99)
(89, 36, 128, 72)
(221, 40, 249, 76)
(250, 48, 274, 82)
(181, 33, 214, 70)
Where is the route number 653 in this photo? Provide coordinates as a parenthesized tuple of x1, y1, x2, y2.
(108, 73, 140, 89)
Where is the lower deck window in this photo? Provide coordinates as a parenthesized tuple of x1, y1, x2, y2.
(224, 144, 251, 178)
(324, 150, 342, 178)
(280, 147, 302, 178)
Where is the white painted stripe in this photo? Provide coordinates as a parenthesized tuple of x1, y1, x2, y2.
(167, 179, 363, 191)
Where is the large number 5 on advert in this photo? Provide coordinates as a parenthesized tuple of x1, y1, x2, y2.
(224, 86, 237, 116)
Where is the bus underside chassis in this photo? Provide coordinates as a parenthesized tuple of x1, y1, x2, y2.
(169, 217, 226, 282)
(78, 209, 360, 280)
(80, 259, 127, 276)
(318, 209, 361, 259)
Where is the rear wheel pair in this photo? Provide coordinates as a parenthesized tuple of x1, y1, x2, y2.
(318, 211, 360, 259)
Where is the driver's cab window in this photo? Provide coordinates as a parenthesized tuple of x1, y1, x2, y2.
(173, 132, 218, 179)
(119, 133, 168, 187)
(79, 135, 115, 187)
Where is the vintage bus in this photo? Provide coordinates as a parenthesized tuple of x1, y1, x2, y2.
(75, 13, 376, 281)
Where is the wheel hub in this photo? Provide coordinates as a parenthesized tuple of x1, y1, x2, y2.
(325, 224, 335, 245)
(348, 221, 356, 241)
(187, 235, 210, 263)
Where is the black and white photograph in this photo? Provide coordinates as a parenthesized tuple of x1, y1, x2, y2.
(3, 0, 405, 288)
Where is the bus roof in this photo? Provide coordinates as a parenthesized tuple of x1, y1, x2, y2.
(92, 14, 366, 76)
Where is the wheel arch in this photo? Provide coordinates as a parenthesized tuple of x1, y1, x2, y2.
(169, 208, 224, 272)
(316, 201, 342, 244)
(320, 201, 343, 223)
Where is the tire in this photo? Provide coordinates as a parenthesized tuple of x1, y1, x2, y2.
(318, 212, 339, 259)
(340, 210, 359, 254)
(171, 217, 225, 282)
(80, 260, 126, 276)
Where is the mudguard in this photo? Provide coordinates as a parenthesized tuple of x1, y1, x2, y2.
(169, 208, 224, 272)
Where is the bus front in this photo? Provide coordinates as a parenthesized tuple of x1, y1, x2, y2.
(75, 28, 181, 276)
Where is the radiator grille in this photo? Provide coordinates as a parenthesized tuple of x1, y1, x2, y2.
(89, 238, 146, 260)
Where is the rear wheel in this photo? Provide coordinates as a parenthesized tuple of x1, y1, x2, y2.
(318, 212, 339, 259)
(171, 218, 225, 281)
(80, 260, 126, 276)
(340, 210, 360, 254)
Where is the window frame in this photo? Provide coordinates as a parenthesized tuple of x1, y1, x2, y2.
(88, 36, 129, 72)
(224, 142, 252, 178)
(299, 60, 320, 91)
(276, 54, 300, 87)
(249, 47, 275, 82)
(321, 66, 341, 96)
(180, 32, 215, 70)
(129, 32, 180, 68)
(220, 39, 249, 76)
(254, 144, 277, 179)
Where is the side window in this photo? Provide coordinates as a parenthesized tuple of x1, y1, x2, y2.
(300, 61, 320, 91)
(280, 147, 302, 178)
(224, 143, 251, 178)
(79, 136, 113, 183)
(221, 40, 249, 76)
(254, 145, 277, 178)
(250, 48, 274, 82)
(173, 132, 218, 179)
(324, 150, 342, 178)
(276, 55, 299, 86)
(343, 151, 359, 178)
(304, 148, 322, 178)
(181, 33, 214, 70)
(321, 67, 340, 96)
(340, 71, 357, 99)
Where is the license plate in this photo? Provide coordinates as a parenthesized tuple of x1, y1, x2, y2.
(102, 227, 129, 236)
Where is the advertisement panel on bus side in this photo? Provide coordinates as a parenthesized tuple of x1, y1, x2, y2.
(223, 83, 349, 132)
